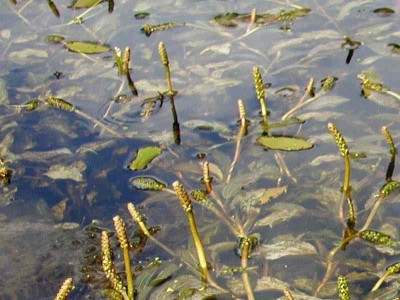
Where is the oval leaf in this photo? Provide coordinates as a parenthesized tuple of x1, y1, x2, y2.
(70, 0, 102, 9)
(128, 146, 162, 170)
(65, 41, 111, 54)
(257, 136, 314, 151)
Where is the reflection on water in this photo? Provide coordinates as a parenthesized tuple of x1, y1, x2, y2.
(1, 0, 400, 298)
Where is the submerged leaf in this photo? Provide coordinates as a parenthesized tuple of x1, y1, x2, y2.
(136, 260, 178, 300)
(64, 41, 111, 54)
(128, 146, 162, 170)
(258, 240, 317, 260)
(130, 177, 166, 191)
(258, 136, 313, 151)
(259, 186, 287, 204)
(45, 164, 83, 182)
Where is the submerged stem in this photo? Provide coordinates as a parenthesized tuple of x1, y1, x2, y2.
(240, 238, 255, 300)
(227, 99, 248, 184)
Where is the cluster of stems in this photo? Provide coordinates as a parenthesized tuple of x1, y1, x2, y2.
(316, 125, 400, 296)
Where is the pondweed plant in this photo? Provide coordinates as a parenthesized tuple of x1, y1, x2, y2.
(91, 57, 400, 298)
(315, 124, 400, 297)
(7, 13, 400, 296)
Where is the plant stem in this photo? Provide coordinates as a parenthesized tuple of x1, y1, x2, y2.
(187, 210, 209, 282)
(371, 272, 389, 292)
(241, 239, 255, 300)
(127, 203, 228, 294)
(122, 247, 134, 300)
(113, 216, 134, 299)
(360, 196, 384, 231)
(173, 181, 210, 282)
(315, 233, 360, 296)
(227, 100, 248, 184)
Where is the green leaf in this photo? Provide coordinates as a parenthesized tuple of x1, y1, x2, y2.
(257, 136, 314, 151)
(64, 41, 111, 54)
(70, 0, 102, 9)
(128, 146, 162, 170)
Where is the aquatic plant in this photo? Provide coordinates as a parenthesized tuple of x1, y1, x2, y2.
(54, 278, 73, 300)
(315, 124, 400, 296)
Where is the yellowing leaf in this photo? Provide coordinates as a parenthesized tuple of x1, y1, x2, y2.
(258, 136, 314, 151)
(259, 186, 287, 204)
(51, 199, 68, 221)
(65, 41, 111, 54)
(128, 146, 162, 170)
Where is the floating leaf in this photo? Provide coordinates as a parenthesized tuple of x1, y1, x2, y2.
(128, 146, 162, 170)
(257, 136, 313, 151)
(70, 0, 103, 9)
(373, 7, 395, 16)
(130, 176, 166, 191)
(64, 41, 111, 54)
(359, 230, 398, 247)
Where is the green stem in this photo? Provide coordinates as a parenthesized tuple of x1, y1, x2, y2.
(187, 210, 209, 282)
(122, 247, 134, 299)
(164, 65, 174, 95)
(343, 154, 350, 193)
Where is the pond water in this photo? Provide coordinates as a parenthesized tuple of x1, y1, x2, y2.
(1, 0, 400, 299)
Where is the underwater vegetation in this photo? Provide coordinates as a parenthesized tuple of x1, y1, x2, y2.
(3, 0, 400, 299)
